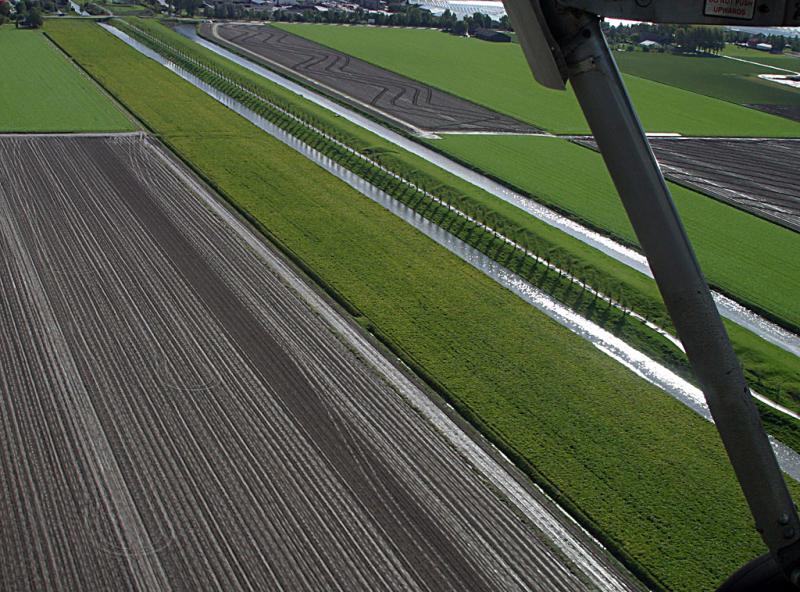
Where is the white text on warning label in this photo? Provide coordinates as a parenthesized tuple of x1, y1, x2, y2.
(703, 0, 756, 19)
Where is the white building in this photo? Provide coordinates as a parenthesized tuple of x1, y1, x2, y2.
(408, 0, 505, 19)
(639, 40, 662, 49)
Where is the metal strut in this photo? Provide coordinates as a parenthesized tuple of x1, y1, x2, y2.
(503, 0, 800, 587)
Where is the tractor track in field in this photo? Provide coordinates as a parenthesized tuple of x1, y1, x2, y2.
(0, 133, 639, 592)
(203, 22, 540, 135)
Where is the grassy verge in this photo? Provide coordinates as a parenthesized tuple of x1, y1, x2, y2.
(46, 19, 800, 591)
(273, 22, 800, 137)
(123, 16, 800, 415)
(0, 27, 134, 132)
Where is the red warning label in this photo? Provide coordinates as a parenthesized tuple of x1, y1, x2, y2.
(703, 0, 756, 19)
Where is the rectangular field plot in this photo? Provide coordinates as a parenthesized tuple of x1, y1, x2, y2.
(274, 23, 800, 137)
(203, 23, 539, 134)
(579, 137, 800, 233)
(430, 134, 800, 328)
(651, 137, 800, 231)
(0, 29, 134, 132)
(0, 133, 600, 592)
(613, 51, 800, 109)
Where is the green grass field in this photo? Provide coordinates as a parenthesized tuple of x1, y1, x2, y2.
(0, 27, 133, 132)
(723, 44, 800, 70)
(429, 134, 800, 331)
(614, 49, 800, 106)
(47, 19, 800, 592)
(275, 23, 800, 137)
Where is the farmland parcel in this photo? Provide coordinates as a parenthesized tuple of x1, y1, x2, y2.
(1, 133, 617, 591)
(46, 20, 800, 591)
(0, 28, 133, 132)
(613, 50, 800, 108)
(274, 23, 800, 137)
(145, 17, 800, 416)
(203, 22, 538, 134)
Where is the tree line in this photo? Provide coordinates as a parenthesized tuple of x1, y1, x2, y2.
(603, 21, 794, 54)
(2, 0, 45, 28)
(267, 5, 509, 33)
(160, 0, 510, 34)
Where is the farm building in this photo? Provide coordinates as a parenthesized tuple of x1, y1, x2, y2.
(474, 28, 510, 42)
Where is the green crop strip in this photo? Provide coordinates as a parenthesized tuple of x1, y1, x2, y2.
(116, 17, 800, 418)
(46, 19, 800, 591)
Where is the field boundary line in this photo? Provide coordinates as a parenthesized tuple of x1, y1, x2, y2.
(723, 53, 800, 75)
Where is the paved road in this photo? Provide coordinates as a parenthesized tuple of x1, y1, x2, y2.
(204, 23, 540, 135)
(0, 134, 637, 591)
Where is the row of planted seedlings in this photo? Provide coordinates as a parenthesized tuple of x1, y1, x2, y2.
(114, 19, 687, 364)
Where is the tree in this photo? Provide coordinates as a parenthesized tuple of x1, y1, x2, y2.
(472, 11, 490, 29)
(673, 27, 688, 51)
(439, 8, 455, 31)
(14, 0, 26, 27)
(451, 19, 466, 36)
(26, 6, 43, 27)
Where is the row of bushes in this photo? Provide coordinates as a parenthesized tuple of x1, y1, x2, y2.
(116, 18, 666, 321)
